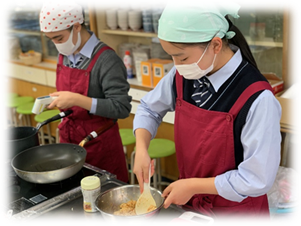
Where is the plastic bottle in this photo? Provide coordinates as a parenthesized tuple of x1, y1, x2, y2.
(123, 50, 134, 79)
(81, 176, 101, 212)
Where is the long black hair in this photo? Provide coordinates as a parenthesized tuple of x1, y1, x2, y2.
(225, 16, 258, 69)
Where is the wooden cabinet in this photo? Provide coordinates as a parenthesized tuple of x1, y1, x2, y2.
(2, 74, 20, 93)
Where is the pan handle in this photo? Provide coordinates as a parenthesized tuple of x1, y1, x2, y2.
(79, 119, 117, 147)
(36, 109, 73, 131)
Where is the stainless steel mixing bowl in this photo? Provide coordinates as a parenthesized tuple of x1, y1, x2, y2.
(95, 185, 164, 221)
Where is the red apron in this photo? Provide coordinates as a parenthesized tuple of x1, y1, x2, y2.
(56, 46, 128, 183)
(175, 71, 273, 218)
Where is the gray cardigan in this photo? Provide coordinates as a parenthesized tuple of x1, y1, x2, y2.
(62, 42, 132, 119)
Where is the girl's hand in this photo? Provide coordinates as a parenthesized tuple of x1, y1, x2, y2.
(48, 91, 77, 109)
(162, 177, 218, 208)
(161, 179, 196, 208)
(133, 149, 155, 193)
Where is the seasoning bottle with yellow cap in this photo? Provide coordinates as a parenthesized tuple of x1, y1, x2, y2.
(81, 176, 101, 212)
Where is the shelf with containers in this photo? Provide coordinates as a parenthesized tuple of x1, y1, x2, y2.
(97, 8, 161, 48)
(97, 7, 171, 90)
(97, 8, 289, 89)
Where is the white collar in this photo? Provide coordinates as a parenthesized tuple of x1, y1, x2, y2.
(206, 45, 242, 92)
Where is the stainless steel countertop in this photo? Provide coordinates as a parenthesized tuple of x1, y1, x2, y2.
(42, 195, 185, 220)
(14, 181, 184, 225)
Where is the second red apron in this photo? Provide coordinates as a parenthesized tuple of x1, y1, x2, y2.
(174, 71, 272, 217)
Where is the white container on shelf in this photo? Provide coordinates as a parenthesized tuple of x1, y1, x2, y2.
(133, 49, 149, 82)
(128, 10, 142, 31)
(118, 9, 129, 31)
(123, 50, 134, 79)
(105, 8, 118, 30)
(135, 60, 142, 82)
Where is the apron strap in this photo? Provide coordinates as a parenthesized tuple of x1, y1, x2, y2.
(58, 54, 64, 64)
(86, 46, 113, 72)
(175, 70, 183, 99)
(229, 81, 273, 119)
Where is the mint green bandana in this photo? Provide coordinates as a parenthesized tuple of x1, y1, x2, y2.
(158, 1, 240, 43)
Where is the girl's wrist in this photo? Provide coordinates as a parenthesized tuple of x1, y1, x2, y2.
(188, 177, 218, 195)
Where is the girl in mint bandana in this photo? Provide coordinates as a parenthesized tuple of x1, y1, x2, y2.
(133, 1, 281, 218)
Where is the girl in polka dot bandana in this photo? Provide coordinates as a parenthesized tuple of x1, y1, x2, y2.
(39, 1, 132, 183)
(40, 2, 84, 55)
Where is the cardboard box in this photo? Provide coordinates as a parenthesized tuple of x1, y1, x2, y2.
(152, 59, 174, 87)
(141, 59, 158, 87)
(141, 58, 174, 87)
(262, 73, 284, 95)
(275, 90, 300, 131)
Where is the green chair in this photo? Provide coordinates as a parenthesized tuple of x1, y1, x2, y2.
(34, 109, 60, 145)
(119, 128, 136, 173)
(131, 138, 176, 190)
(7, 96, 34, 126)
(16, 102, 35, 126)
(119, 128, 136, 151)
(1, 93, 19, 129)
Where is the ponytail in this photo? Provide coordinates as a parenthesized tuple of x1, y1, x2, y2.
(225, 16, 258, 69)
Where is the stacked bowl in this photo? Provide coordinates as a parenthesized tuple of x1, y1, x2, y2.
(142, 9, 153, 32)
(128, 10, 142, 31)
(106, 9, 118, 30)
(117, 9, 129, 31)
(152, 4, 165, 33)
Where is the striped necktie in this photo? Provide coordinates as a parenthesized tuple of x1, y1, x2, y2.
(191, 77, 215, 108)
(70, 56, 84, 68)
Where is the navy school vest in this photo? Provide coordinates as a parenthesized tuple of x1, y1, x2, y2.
(173, 60, 268, 167)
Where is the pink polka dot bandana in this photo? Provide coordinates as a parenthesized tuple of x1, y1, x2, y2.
(40, 1, 84, 32)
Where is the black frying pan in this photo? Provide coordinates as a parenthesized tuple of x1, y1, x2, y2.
(6, 110, 73, 159)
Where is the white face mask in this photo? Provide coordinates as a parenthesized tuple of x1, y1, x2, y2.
(175, 43, 216, 80)
(55, 27, 81, 56)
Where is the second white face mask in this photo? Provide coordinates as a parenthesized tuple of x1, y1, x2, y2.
(175, 43, 216, 80)
(55, 28, 81, 56)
